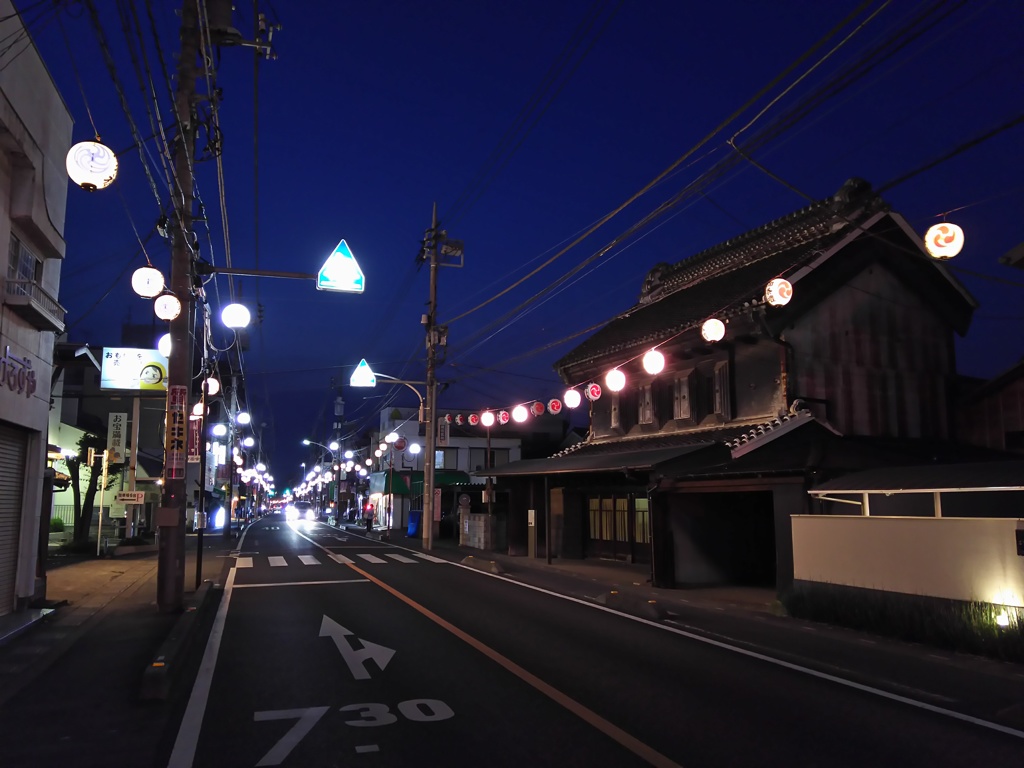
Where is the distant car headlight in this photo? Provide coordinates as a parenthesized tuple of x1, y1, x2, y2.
(305, 508, 315, 521)
(285, 504, 298, 521)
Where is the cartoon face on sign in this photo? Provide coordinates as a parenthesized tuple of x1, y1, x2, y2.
(139, 362, 166, 390)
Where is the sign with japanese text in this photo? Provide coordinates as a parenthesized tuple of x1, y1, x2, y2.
(188, 416, 201, 463)
(166, 385, 187, 479)
(100, 348, 168, 391)
(107, 412, 127, 463)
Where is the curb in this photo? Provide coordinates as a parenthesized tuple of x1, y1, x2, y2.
(460, 555, 504, 575)
(595, 589, 670, 621)
(140, 580, 219, 701)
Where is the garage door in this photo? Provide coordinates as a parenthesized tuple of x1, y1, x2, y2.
(0, 422, 27, 617)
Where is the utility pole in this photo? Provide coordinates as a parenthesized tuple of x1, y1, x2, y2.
(157, 0, 199, 613)
(422, 204, 439, 551)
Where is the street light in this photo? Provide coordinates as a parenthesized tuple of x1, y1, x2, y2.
(303, 439, 341, 519)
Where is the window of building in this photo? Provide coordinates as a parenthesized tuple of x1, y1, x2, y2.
(8, 233, 41, 286)
(634, 497, 650, 544)
(639, 383, 654, 425)
(434, 447, 459, 470)
(713, 360, 732, 419)
(469, 447, 510, 471)
(673, 369, 695, 420)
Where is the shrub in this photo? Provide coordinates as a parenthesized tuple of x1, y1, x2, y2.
(50, 518, 65, 532)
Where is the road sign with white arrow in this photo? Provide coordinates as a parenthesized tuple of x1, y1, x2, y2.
(319, 615, 395, 680)
(316, 239, 365, 293)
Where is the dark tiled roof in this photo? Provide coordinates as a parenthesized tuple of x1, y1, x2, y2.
(556, 178, 888, 371)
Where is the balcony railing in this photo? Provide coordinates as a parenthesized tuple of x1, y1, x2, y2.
(3, 277, 66, 333)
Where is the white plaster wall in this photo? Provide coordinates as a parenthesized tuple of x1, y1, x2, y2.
(792, 515, 1024, 607)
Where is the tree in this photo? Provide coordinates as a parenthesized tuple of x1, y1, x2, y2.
(64, 433, 125, 546)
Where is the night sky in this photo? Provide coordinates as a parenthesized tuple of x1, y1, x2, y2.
(15, 1, 1024, 487)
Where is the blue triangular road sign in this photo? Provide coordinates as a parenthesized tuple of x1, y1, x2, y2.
(317, 239, 365, 293)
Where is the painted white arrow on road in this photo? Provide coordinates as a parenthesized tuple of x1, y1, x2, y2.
(319, 615, 395, 680)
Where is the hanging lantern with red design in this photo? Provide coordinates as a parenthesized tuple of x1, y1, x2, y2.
(498, 410, 511, 425)
(548, 398, 563, 414)
(924, 222, 964, 260)
(455, 414, 465, 426)
(468, 413, 480, 426)
(764, 278, 793, 307)
(443, 413, 453, 423)
(531, 401, 546, 417)
(585, 383, 602, 402)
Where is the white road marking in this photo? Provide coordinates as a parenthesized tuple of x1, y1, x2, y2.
(413, 553, 447, 563)
(167, 568, 237, 767)
(268, 556, 287, 567)
(355, 745, 379, 754)
(385, 554, 417, 563)
(236, 557, 253, 568)
(357, 554, 387, 564)
(329, 553, 354, 564)
(298, 555, 320, 565)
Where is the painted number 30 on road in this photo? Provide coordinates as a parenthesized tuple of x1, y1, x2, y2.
(253, 699, 454, 766)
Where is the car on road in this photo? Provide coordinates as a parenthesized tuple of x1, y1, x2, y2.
(285, 500, 316, 521)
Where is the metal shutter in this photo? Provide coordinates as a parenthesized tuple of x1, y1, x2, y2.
(0, 422, 27, 617)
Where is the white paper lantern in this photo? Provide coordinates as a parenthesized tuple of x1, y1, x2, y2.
(701, 318, 726, 342)
(924, 223, 964, 260)
(153, 293, 181, 320)
(66, 140, 118, 190)
(605, 369, 626, 392)
(157, 333, 172, 357)
(512, 405, 529, 422)
(480, 411, 495, 427)
(563, 389, 582, 409)
(764, 278, 793, 306)
(642, 349, 665, 375)
(132, 266, 165, 298)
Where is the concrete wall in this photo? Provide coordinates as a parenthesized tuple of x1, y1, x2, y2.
(792, 515, 1024, 607)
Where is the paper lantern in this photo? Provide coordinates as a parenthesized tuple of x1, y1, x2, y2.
(605, 369, 626, 392)
(924, 223, 964, 259)
(132, 266, 165, 298)
(66, 140, 118, 190)
(531, 401, 546, 417)
(564, 389, 582, 409)
(498, 410, 511, 425)
(443, 414, 453, 423)
(585, 383, 602, 402)
(455, 414, 465, 425)
(764, 278, 793, 306)
(154, 293, 181, 320)
(701, 318, 725, 342)
(548, 399, 563, 414)
(512, 405, 528, 422)
(468, 413, 480, 426)
(480, 412, 495, 427)
(642, 349, 665, 375)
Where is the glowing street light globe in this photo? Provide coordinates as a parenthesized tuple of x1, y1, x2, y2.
(212, 424, 228, 437)
(236, 411, 251, 425)
(157, 333, 171, 357)
(221, 303, 251, 329)
(132, 266, 165, 298)
(203, 377, 221, 396)
(66, 140, 118, 191)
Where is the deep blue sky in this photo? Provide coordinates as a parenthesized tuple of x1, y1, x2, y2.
(17, 1, 1024, 486)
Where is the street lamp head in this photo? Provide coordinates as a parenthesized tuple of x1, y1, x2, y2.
(221, 303, 251, 329)
(329, 441, 339, 451)
(302, 439, 311, 445)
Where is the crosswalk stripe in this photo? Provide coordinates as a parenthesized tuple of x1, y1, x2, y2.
(385, 554, 417, 563)
(357, 554, 387, 564)
(299, 555, 320, 565)
(268, 556, 287, 567)
(413, 553, 447, 563)
(236, 557, 253, 568)
(329, 553, 354, 564)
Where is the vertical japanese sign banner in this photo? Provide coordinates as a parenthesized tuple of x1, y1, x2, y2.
(166, 385, 187, 479)
(187, 416, 201, 463)
(107, 412, 127, 463)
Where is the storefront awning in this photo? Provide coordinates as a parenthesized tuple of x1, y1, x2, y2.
(369, 472, 411, 495)
(481, 440, 718, 477)
(408, 470, 472, 494)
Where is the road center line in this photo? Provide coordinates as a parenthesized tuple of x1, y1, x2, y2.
(344, 560, 681, 768)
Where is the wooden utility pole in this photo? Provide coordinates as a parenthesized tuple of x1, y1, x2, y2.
(157, 0, 199, 613)
(422, 203, 439, 551)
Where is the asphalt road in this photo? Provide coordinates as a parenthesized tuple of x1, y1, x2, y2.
(166, 516, 1024, 767)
